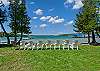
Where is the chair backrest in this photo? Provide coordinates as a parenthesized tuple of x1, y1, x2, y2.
(75, 42, 80, 45)
(20, 41, 25, 46)
(38, 41, 43, 44)
(56, 40, 60, 44)
(29, 41, 33, 46)
(47, 40, 52, 44)
(64, 40, 69, 44)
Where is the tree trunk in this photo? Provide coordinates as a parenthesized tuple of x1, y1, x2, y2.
(14, 31, 17, 44)
(91, 31, 96, 43)
(0, 22, 10, 44)
(87, 32, 90, 44)
(16, 21, 23, 45)
(17, 32, 23, 45)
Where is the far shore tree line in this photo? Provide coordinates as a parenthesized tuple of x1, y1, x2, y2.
(0, 0, 31, 44)
(74, 0, 100, 44)
(0, 0, 100, 45)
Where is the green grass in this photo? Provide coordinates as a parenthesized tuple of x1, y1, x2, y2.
(0, 46, 100, 71)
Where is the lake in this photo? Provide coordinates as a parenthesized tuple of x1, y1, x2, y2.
(0, 35, 100, 44)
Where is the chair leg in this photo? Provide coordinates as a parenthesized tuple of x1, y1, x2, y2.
(41, 45, 43, 50)
(50, 46, 51, 50)
(72, 45, 74, 50)
(63, 45, 64, 50)
(37, 46, 39, 50)
(50, 45, 52, 50)
(59, 45, 60, 50)
(46, 46, 48, 50)
(54, 45, 56, 50)
(77, 46, 78, 50)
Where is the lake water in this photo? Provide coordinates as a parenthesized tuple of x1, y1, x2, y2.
(0, 35, 100, 43)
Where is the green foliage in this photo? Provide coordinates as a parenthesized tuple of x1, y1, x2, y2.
(18, 2, 31, 34)
(9, 0, 20, 33)
(74, 0, 97, 34)
(9, 0, 31, 42)
(9, 0, 31, 34)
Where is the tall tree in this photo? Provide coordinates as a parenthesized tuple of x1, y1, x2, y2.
(0, 1, 10, 44)
(74, 0, 97, 44)
(9, 0, 31, 44)
(17, 0, 31, 44)
(9, 0, 20, 43)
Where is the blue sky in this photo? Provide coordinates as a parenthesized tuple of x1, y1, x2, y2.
(0, 0, 84, 35)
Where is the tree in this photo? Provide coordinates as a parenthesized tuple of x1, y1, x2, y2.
(74, 0, 97, 44)
(9, 0, 31, 44)
(0, 1, 10, 44)
(74, 12, 91, 43)
(9, 0, 20, 43)
(17, 0, 31, 44)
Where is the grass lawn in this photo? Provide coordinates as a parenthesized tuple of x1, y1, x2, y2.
(0, 45, 100, 71)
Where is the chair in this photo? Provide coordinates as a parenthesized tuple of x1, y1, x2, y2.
(37, 41, 44, 50)
(68, 40, 80, 50)
(54, 40, 61, 50)
(73, 42, 80, 50)
(45, 40, 52, 50)
(19, 41, 25, 50)
(27, 41, 33, 50)
(24, 42, 30, 50)
(68, 42, 74, 50)
(63, 40, 70, 50)
(32, 43, 38, 50)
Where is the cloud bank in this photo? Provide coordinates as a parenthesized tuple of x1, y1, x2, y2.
(34, 9, 44, 16)
(64, 0, 84, 9)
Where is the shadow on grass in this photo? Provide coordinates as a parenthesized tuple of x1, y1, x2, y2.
(0, 44, 13, 48)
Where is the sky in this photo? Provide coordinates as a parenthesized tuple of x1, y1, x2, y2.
(0, 0, 84, 35)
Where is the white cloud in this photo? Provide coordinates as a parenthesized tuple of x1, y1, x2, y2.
(65, 0, 74, 3)
(40, 24, 47, 29)
(55, 18, 64, 24)
(40, 16, 64, 24)
(32, 17, 38, 20)
(48, 17, 55, 24)
(34, 9, 43, 16)
(40, 16, 46, 21)
(48, 8, 55, 12)
(40, 16, 51, 21)
(73, 1, 84, 9)
(0, 0, 10, 5)
(64, 0, 84, 9)
(68, 20, 74, 24)
(48, 16, 64, 24)
(64, 20, 74, 26)
(30, 2, 35, 4)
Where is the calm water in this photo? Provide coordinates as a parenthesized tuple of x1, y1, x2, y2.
(0, 35, 100, 43)
(30, 35, 72, 39)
